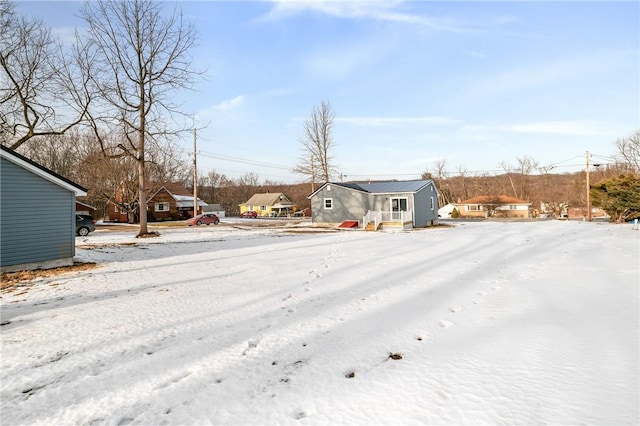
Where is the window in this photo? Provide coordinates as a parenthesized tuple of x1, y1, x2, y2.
(430, 197, 434, 210)
(324, 198, 333, 209)
(260, 205, 266, 211)
(391, 197, 408, 220)
(467, 204, 481, 211)
(391, 197, 408, 211)
(510, 205, 517, 210)
(155, 202, 169, 212)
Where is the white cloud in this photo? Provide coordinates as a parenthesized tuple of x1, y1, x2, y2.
(462, 120, 606, 137)
(303, 39, 393, 80)
(214, 95, 245, 111)
(337, 115, 461, 127)
(262, 0, 474, 32)
(196, 95, 246, 124)
(466, 50, 486, 59)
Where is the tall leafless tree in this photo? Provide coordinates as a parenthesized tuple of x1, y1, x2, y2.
(293, 100, 337, 187)
(616, 129, 640, 173)
(0, 0, 89, 149)
(500, 155, 538, 200)
(77, 0, 198, 236)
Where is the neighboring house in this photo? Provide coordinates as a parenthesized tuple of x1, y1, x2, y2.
(455, 195, 532, 219)
(239, 193, 296, 217)
(567, 206, 610, 221)
(76, 201, 97, 217)
(1, 145, 87, 272)
(308, 179, 439, 230)
(438, 203, 457, 218)
(147, 183, 207, 221)
(108, 182, 207, 222)
(202, 203, 226, 218)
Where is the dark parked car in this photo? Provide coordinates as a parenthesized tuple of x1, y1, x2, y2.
(187, 213, 220, 226)
(76, 214, 96, 236)
(240, 211, 258, 218)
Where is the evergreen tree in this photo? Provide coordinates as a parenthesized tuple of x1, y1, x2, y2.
(590, 174, 640, 222)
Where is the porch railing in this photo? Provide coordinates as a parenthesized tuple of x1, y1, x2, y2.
(362, 209, 383, 230)
(363, 210, 413, 229)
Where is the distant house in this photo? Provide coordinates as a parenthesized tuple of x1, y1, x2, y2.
(147, 183, 208, 221)
(108, 182, 207, 222)
(76, 200, 97, 217)
(239, 193, 296, 217)
(308, 179, 439, 230)
(455, 195, 532, 219)
(438, 203, 457, 218)
(1, 145, 87, 272)
(202, 203, 226, 218)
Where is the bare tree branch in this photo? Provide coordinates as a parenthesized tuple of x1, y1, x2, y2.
(0, 0, 88, 148)
(616, 129, 640, 173)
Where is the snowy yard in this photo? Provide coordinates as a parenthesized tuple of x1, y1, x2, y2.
(1, 220, 638, 425)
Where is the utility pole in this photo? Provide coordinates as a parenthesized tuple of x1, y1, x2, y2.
(586, 150, 591, 222)
(193, 127, 198, 217)
(310, 156, 316, 192)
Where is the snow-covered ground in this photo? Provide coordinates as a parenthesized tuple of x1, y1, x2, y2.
(1, 220, 638, 425)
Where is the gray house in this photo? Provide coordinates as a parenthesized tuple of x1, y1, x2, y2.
(1, 145, 87, 272)
(308, 179, 439, 230)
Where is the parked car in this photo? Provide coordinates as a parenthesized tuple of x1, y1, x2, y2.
(187, 213, 220, 226)
(240, 211, 258, 218)
(76, 214, 96, 236)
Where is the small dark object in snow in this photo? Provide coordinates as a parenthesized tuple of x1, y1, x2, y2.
(416, 336, 423, 341)
(272, 361, 278, 366)
(345, 371, 355, 378)
(388, 352, 403, 360)
(136, 231, 160, 239)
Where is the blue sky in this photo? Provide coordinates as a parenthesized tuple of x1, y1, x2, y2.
(19, 1, 640, 183)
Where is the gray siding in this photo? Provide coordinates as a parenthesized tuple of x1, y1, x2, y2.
(414, 183, 439, 227)
(311, 184, 371, 224)
(1, 158, 75, 268)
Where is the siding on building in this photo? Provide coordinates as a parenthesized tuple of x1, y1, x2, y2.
(309, 180, 439, 228)
(1, 147, 86, 272)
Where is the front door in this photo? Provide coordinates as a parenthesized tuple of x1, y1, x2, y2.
(390, 197, 408, 220)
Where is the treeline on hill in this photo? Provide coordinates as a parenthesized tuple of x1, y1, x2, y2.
(15, 131, 640, 222)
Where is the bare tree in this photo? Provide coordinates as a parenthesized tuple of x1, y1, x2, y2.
(433, 159, 451, 206)
(77, 0, 198, 236)
(616, 129, 640, 173)
(293, 100, 337, 187)
(499, 156, 538, 200)
(0, 0, 89, 149)
(457, 166, 470, 201)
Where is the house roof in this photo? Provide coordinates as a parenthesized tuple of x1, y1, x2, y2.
(203, 203, 224, 212)
(241, 193, 292, 206)
(1, 145, 87, 196)
(458, 195, 531, 205)
(159, 182, 192, 197)
(76, 200, 97, 210)
(148, 183, 207, 207)
(309, 179, 434, 198)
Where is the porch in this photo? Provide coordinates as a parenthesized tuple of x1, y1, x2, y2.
(362, 210, 413, 231)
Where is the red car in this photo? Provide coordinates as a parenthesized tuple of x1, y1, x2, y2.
(240, 211, 258, 218)
(187, 213, 220, 226)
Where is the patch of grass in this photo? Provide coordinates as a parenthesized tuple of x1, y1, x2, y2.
(1, 262, 98, 293)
